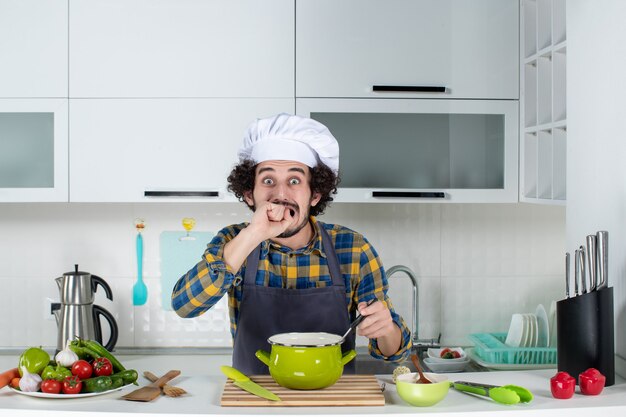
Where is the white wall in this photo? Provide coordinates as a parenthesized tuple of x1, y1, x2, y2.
(0, 202, 564, 350)
(568, 0, 626, 376)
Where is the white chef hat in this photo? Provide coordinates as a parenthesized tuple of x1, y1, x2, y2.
(238, 113, 339, 173)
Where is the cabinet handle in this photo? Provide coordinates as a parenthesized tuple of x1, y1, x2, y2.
(372, 85, 446, 93)
(372, 191, 446, 198)
(144, 191, 219, 197)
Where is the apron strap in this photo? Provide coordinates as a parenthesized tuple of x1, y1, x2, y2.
(243, 244, 261, 286)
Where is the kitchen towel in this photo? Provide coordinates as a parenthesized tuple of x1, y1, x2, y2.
(160, 231, 213, 311)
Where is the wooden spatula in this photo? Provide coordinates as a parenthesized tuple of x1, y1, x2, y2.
(122, 370, 181, 402)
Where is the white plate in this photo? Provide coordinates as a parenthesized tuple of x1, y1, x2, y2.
(535, 304, 550, 347)
(426, 347, 467, 362)
(423, 357, 469, 373)
(525, 314, 538, 347)
(9, 384, 132, 399)
(467, 348, 556, 370)
(504, 314, 525, 347)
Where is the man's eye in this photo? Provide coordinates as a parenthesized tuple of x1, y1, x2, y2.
(262, 178, 274, 185)
(289, 178, 300, 185)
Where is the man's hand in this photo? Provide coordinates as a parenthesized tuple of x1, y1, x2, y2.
(356, 300, 402, 357)
(247, 201, 298, 241)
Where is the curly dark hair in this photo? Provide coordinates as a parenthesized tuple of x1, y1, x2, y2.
(227, 159, 340, 217)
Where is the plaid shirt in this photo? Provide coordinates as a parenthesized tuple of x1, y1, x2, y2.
(171, 217, 412, 361)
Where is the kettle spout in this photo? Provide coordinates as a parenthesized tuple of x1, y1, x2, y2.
(55, 276, 63, 292)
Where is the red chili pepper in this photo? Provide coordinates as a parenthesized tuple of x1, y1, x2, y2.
(550, 371, 576, 399)
(579, 368, 606, 395)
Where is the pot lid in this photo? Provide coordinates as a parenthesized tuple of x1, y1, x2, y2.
(64, 264, 90, 276)
(268, 332, 342, 347)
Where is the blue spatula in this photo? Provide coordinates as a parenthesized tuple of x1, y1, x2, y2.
(133, 220, 148, 306)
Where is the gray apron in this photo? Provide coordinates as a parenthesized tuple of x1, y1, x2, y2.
(231, 226, 355, 375)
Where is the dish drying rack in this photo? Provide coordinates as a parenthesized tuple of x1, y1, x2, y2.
(469, 333, 557, 365)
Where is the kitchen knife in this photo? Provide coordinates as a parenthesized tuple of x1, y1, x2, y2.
(597, 231, 609, 290)
(577, 247, 587, 294)
(565, 252, 570, 298)
(220, 366, 281, 402)
(574, 249, 582, 296)
(585, 235, 598, 291)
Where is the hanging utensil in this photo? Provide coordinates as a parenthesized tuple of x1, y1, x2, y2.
(132, 218, 148, 306)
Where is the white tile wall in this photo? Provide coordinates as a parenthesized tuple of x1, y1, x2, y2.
(0, 202, 565, 349)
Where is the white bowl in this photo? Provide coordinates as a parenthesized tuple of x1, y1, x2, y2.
(423, 357, 470, 373)
(427, 347, 467, 362)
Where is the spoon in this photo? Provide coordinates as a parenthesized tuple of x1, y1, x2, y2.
(132, 219, 148, 306)
(411, 354, 433, 384)
(340, 299, 377, 342)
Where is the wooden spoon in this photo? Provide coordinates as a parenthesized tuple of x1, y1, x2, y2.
(411, 354, 432, 384)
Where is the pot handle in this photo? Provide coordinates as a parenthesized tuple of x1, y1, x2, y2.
(255, 350, 271, 366)
(341, 349, 357, 365)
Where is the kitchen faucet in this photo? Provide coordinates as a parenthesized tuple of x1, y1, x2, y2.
(386, 265, 440, 356)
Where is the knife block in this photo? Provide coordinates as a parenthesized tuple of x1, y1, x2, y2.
(556, 287, 615, 386)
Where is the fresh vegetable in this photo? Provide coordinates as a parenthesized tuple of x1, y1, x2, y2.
(55, 340, 79, 367)
(10, 377, 20, 389)
(68, 343, 101, 361)
(41, 379, 62, 394)
(18, 347, 50, 376)
(92, 357, 113, 377)
(439, 348, 461, 359)
(111, 369, 139, 385)
(550, 371, 575, 399)
(71, 359, 93, 380)
(62, 375, 83, 394)
(579, 368, 606, 395)
(70, 338, 125, 373)
(81, 376, 113, 393)
(18, 366, 42, 392)
(110, 375, 125, 389)
(41, 364, 73, 382)
(392, 366, 411, 383)
(0, 367, 20, 389)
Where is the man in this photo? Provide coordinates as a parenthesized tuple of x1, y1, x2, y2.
(172, 113, 411, 374)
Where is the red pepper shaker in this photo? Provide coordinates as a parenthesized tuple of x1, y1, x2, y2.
(579, 368, 606, 395)
(550, 371, 576, 399)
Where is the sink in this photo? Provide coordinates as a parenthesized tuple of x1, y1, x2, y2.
(352, 353, 488, 375)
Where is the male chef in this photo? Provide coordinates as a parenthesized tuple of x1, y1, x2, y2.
(172, 113, 411, 374)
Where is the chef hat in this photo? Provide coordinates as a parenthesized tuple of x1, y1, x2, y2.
(238, 113, 339, 173)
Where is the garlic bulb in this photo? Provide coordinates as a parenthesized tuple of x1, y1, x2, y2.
(19, 366, 42, 392)
(55, 339, 78, 367)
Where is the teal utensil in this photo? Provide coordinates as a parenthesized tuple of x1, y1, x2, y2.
(133, 222, 148, 306)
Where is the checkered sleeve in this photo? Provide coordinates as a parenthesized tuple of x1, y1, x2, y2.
(171, 224, 244, 318)
(356, 238, 412, 362)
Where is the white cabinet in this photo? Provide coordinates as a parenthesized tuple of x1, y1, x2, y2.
(296, 0, 519, 99)
(69, 0, 294, 98)
(0, 99, 69, 202)
(297, 98, 519, 203)
(520, 0, 566, 204)
(69, 99, 294, 202)
(0, 0, 68, 97)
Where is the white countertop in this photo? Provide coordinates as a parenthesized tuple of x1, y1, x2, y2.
(1, 354, 626, 417)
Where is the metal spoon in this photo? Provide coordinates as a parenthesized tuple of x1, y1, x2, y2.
(411, 354, 433, 384)
(340, 299, 377, 342)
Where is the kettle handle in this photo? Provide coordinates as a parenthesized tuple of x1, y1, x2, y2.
(92, 275, 113, 301)
(93, 305, 119, 352)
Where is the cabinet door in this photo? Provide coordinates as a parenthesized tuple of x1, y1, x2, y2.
(69, 99, 294, 202)
(0, 0, 68, 97)
(0, 99, 69, 202)
(296, 0, 518, 99)
(69, 0, 294, 98)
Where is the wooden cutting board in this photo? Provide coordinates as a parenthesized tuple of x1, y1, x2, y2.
(221, 374, 385, 407)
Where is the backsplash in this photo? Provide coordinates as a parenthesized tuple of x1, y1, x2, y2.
(0, 202, 565, 350)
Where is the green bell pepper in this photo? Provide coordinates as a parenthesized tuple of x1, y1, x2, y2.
(41, 364, 72, 381)
(18, 347, 51, 376)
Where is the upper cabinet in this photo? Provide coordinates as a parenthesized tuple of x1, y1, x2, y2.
(0, 0, 68, 97)
(296, 0, 519, 99)
(69, 0, 294, 98)
(520, 0, 566, 205)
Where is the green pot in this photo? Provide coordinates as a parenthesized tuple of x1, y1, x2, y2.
(255, 332, 357, 390)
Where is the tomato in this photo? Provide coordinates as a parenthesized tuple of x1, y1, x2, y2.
(62, 375, 82, 395)
(439, 348, 451, 358)
(92, 357, 113, 377)
(41, 379, 62, 394)
(451, 351, 461, 359)
(71, 359, 92, 380)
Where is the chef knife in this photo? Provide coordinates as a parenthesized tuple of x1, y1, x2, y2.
(574, 248, 582, 296)
(220, 366, 281, 402)
(596, 230, 609, 290)
(585, 235, 598, 291)
(578, 246, 587, 294)
(565, 252, 570, 298)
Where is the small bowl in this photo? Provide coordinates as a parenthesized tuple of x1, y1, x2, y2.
(396, 372, 450, 407)
(424, 357, 470, 373)
(427, 347, 467, 362)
